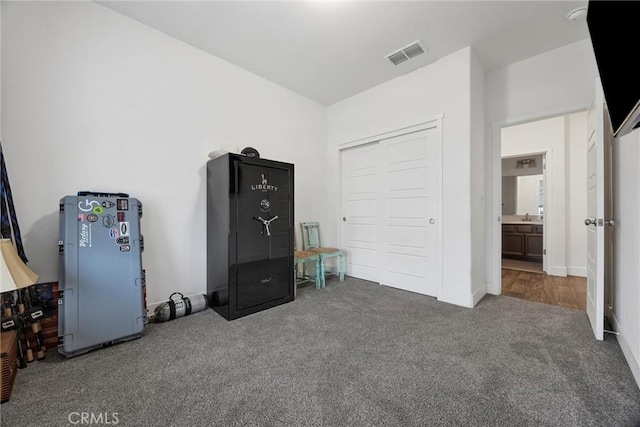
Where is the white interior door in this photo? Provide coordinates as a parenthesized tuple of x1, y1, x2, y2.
(341, 142, 380, 282)
(340, 124, 442, 297)
(585, 79, 608, 341)
(379, 129, 441, 297)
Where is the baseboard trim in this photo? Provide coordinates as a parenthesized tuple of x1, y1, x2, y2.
(567, 266, 587, 277)
(438, 289, 474, 308)
(471, 288, 486, 307)
(546, 265, 568, 277)
(611, 311, 640, 390)
(486, 280, 500, 296)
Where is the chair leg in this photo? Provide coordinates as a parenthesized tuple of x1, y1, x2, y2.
(320, 256, 326, 288)
(339, 253, 344, 282)
(315, 258, 322, 289)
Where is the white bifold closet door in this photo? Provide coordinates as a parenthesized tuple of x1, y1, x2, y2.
(341, 127, 442, 297)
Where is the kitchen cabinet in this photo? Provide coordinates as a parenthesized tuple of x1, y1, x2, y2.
(502, 224, 543, 262)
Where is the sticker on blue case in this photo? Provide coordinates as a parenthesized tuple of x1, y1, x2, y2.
(116, 199, 129, 211)
(119, 222, 130, 237)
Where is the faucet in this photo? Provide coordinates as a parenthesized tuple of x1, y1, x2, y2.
(523, 213, 531, 222)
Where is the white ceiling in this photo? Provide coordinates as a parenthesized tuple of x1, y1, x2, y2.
(98, 1, 590, 106)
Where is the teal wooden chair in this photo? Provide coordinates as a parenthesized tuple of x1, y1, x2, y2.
(294, 235, 323, 291)
(301, 222, 344, 283)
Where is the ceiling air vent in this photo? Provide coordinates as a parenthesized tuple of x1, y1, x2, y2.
(385, 40, 427, 66)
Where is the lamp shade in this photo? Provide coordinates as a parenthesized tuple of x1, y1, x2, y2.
(0, 239, 38, 293)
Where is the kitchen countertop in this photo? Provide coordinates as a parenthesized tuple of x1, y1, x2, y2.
(502, 221, 544, 225)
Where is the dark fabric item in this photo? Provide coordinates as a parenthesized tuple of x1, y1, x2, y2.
(0, 141, 28, 263)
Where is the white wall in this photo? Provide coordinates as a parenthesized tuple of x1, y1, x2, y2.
(485, 39, 597, 292)
(327, 47, 478, 308)
(469, 49, 486, 306)
(485, 40, 597, 125)
(1, 2, 327, 305)
(567, 112, 588, 276)
(612, 128, 640, 389)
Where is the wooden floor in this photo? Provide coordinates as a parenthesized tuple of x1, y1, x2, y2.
(502, 269, 587, 311)
(502, 258, 543, 273)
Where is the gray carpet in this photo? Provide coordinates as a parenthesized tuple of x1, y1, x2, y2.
(2, 277, 640, 426)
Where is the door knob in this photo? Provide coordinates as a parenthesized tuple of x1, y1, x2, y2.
(429, 218, 436, 224)
(343, 217, 347, 222)
(584, 218, 597, 226)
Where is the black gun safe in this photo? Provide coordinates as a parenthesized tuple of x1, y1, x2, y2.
(207, 153, 294, 320)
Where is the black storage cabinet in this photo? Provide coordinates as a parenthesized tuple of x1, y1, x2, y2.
(207, 153, 294, 320)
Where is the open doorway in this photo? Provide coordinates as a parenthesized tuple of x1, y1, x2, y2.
(501, 153, 545, 274)
(494, 112, 588, 310)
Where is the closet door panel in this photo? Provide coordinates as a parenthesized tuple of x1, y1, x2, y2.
(340, 123, 442, 298)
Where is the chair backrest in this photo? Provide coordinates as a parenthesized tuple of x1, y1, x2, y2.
(301, 222, 322, 250)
